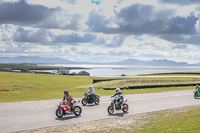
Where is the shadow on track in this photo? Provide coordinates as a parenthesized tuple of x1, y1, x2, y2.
(81, 104, 99, 107)
(108, 112, 129, 117)
(55, 115, 81, 121)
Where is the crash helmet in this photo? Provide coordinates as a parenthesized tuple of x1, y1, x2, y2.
(116, 88, 120, 92)
(196, 85, 199, 87)
(64, 90, 69, 96)
(89, 86, 93, 89)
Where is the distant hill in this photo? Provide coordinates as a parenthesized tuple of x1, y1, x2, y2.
(108, 59, 189, 66)
(0, 56, 78, 64)
(0, 56, 198, 66)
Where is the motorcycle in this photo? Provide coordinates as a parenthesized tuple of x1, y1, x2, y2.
(107, 96, 128, 114)
(81, 93, 100, 106)
(56, 100, 82, 118)
(194, 89, 200, 99)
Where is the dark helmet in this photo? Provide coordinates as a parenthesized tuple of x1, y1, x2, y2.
(64, 90, 69, 95)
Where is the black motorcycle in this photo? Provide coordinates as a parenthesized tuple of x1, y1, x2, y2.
(81, 93, 100, 105)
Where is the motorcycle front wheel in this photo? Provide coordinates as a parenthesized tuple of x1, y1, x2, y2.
(108, 106, 114, 114)
(94, 98, 100, 105)
(122, 104, 129, 113)
(74, 106, 82, 116)
(56, 108, 64, 118)
(81, 98, 87, 106)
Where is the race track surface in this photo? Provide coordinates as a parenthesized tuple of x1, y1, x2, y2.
(0, 89, 199, 133)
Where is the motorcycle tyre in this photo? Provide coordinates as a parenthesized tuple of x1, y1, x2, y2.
(194, 93, 197, 99)
(108, 106, 114, 114)
(122, 104, 129, 113)
(81, 98, 87, 106)
(94, 98, 100, 105)
(56, 108, 64, 118)
(74, 106, 82, 116)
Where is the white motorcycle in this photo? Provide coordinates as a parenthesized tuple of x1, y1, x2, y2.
(107, 96, 128, 114)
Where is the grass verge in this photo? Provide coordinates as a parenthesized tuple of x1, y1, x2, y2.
(0, 71, 197, 102)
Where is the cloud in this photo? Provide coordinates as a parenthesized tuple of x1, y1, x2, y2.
(158, 0, 200, 5)
(163, 15, 198, 35)
(86, 4, 169, 35)
(3, 26, 125, 47)
(86, 3, 199, 44)
(53, 33, 96, 44)
(0, 0, 81, 30)
(0, 0, 57, 25)
(13, 27, 51, 43)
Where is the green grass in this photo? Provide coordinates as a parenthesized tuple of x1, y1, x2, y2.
(0, 71, 198, 102)
(0, 71, 94, 102)
(103, 106, 200, 133)
(93, 76, 200, 88)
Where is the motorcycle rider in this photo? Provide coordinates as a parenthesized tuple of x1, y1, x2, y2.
(63, 90, 74, 112)
(86, 86, 96, 102)
(195, 85, 200, 94)
(111, 88, 124, 109)
(196, 85, 200, 90)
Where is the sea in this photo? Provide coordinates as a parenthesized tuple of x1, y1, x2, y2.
(39, 64, 200, 77)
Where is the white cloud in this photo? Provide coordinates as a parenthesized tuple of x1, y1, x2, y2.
(0, 0, 200, 64)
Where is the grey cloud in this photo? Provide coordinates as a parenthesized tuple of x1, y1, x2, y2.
(7, 27, 96, 45)
(160, 34, 200, 45)
(86, 4, 169, 35)
(0, 0, 81, 30)
(95, 36, 125, 47)
(6, 26, 125, 47)
(163, 15, 198, 35)
(86, 10, 110, 33)
(0, 0, 57, 25)
(13, 27, 51, 43)
(86, 3, 199, 44)
(53, 33, 96, 44)
(158, 0, 200, 5)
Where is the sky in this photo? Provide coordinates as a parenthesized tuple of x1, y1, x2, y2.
(0, 0, 200, 64)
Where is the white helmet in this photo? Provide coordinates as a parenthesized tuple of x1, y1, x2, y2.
(116, 88, 120, 92)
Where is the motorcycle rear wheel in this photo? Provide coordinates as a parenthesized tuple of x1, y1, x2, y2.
(81, 98, 87, 106)
(122, 104, 129, 113)
(74, 106, 82, 116)
(108, 106, 114, 114)
(194, 93, 197, 99)
(56, 108, 64, 118)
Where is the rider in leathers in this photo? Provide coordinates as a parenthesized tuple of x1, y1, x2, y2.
(195, 85, 200, 95)
(63, 90, 74, 111)
(111, 88, 124, 109)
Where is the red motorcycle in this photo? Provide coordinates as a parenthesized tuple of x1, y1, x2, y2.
(56, 100, 82, 118)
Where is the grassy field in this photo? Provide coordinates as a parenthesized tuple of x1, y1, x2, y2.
(101, 105, 200, 133)
(0, 71, 198, 102)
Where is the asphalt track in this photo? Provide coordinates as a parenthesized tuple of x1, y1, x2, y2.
(0, 89, 200, 133)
